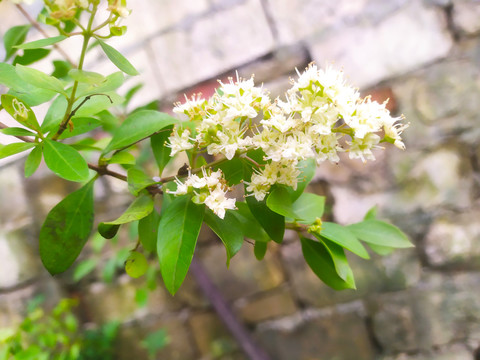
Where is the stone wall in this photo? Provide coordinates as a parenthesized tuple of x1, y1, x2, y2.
(1, 0, 480, 359)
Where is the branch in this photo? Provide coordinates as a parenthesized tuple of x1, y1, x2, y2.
(15, 4, 77, 67)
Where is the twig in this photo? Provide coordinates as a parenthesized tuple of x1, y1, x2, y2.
(15, 4, 77, 67)
(190, 259, 272, 360)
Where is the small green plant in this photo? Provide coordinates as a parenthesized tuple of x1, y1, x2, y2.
(0, 0, 412, 299)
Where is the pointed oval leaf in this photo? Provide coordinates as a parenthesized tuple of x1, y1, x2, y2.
(0, 127, 36, 137)
(157, 196, 204, 295)
(4, 25, 30, 60)
(254, 241, 268, 261)
(98, 223, 120, 239)
(24, 145, 42, 178)
(246, 195, 284, 243)
(109, 151, 136, 165)
(204, 209, 243, 267)
(290, 158, 316, 201)
(68, 69, 106, 85)
(104, 194, 154, 225)
(151, 126, 173, 176)
(43, 139, 89, 182)
(127, 168, 157, 196)
(76, 71, 124, 97)
(104, 110, 178, 154)
(16, 64, 67, 96)
(15, 35, 67, 50)
(320, 222, 370, 259)
(318, 235, 353, 281)
(138, 210, 161, 253)
(347, 220, 413, 248)
(301, 237, 356, 290)
(39, 179, 95, 275)
(0, 142, 35, 159)
(231, 202, 270, 242)
(13, 48, 50, 66)
(1, 94, 41, 131)
(57, 117, 102, 139)
(98, 40, 139, 76)
(0, 63, 56, 106)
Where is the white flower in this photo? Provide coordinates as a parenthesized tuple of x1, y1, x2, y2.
(204, 185, 236, 219)
(167, 128, 194, 157)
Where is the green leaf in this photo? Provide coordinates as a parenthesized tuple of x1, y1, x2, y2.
(301, 237, 356, 290)
(108, 151, 135, 165)
(290, 158, 316, 201)
(363, 206, 378, 220)
(103, 194, 154, 225)
(347, 220, 413, 248)
(39, 179, 95, 275)
(204, 209, 243, 267)
(127, 168, 157, 196)
(51, 60, 72, 79)
(98, 223, 120, 239)
(75, 92, 124, 118)
(254, 241, 267, 260)
(0, 127, 36, 137)
(231, 202, 270, 242)
(24, 145, 42, 178)
(150, 126, 173, 176)
(266, 187, 325, 224)
(57, 117, 102, 139)
(16, 64, 67, 96)
(4, 25, 30, 61)
(1, 94, 41, 131)
(215, 157, 244, 185)
(76, 71, 124, 97)
(104, 110, 178, 154)
(15, 35, 67, 50)
(246, 195, 284, 243)
(41, 95, 67, 133)
(43, 139, 89, 182)
(138, 210, 161, 253)
(157, 195, 204, 295)
(290, 192, 325, 224)
(367, 243, 395, 256)
(0, 63, 56, 106)
(318, 236, 353, 281)
(97, 40, 139, 76)
(73, 259, 97, 282)
(320, 222, 370, 259)
(68, 69, 106, 85)
(135, 288, 149, 308)
(0, 142, 35, 159)
(13, 48, 50, 66)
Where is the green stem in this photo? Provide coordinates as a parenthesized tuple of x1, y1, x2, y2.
(52, 3, 98, 141)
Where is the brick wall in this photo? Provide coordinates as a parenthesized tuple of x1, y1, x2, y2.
(1, 0, 480, 359)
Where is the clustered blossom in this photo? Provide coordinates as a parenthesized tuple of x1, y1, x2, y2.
(168, 169, 236, 219)
(169, 64, 408, 208)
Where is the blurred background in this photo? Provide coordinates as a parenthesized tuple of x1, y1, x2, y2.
(0, 0, 479, 359)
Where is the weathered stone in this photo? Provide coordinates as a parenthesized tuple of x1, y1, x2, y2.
(151, 0, 275, 92)
(367, 272, 480, 354)
(424, 210, 480, 268)
(234, 286, 298, 323)
(395, 147, 473, 211)
(265, 0, 368, 45)
(380, 343, 472, 360)
(199, 242, 284, 301)
(0, 228, 42, 289)
(117, 315, 197, 360)
(255, 308, 375, 360)
(0, 165, 29, 228)
(188, 312, 239, 358)
(309, 2, 452, 88)
(452, 0, 480, 36)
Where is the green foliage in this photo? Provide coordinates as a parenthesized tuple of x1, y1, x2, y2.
(0, 1, 413, 299)
(39, 179, 95, 275)
(157, 195, 205, 295)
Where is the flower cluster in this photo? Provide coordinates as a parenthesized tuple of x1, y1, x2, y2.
(170, 64, 408, 207)
(168, 169, 236, 219)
